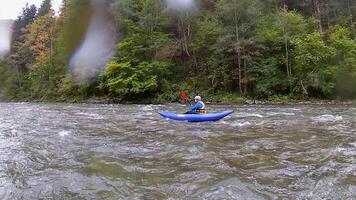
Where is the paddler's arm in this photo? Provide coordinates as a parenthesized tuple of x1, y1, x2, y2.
(191, 103, 203, 111)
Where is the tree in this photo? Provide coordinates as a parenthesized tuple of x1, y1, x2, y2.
(26, 11, 55, 64)
(11, 4, 37, 49)
(103, 0, 174, 99)
(329, 25, 356, 98)
(55, 0, 93, 62)
(258, 9, 309, 89)
(10, 4, 38, 69)
(103, 61, 171, 97)
(190, 15, 224, 89)
(292, 32, 336, 96)
(6, 4, 38, 95)
(37, 0, 52, 17)
(217, 0, 262, 94)
(24, 10, 57, 98)
(53, 0, 94, 98)
(312, 0, 325, 32)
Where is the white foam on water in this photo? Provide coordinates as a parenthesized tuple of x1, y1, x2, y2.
(350, 142, 356, 148)
(266, 112, 296, 116)
(288, 108, 302, 111)
(76, 112, 104, 119)
(0, 188, 9, 200)
(311, 115, 343, 122)
(327, 124, 351, 132)
(231, 121, 251, 127)
(142, 105, 154, 111)
(237, 112, 264, 118)
(186, 146, 204, 159)
(195, 177, 268, 199)
(58, 130, 71, 137)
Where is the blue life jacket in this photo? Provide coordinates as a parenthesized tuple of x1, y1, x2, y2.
(191, 101, 205, 111)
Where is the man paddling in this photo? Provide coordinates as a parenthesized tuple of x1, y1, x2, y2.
(185, 96, 206, 114)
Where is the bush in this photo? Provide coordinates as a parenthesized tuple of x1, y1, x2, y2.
(103, 60, 172, 98)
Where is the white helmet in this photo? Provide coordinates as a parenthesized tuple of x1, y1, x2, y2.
(194, 96, 202, 101)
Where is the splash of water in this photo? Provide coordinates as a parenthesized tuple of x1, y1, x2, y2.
(166, 0, 195, 11)
(0, 20, 12, 59)
(69, 0, 117, 82)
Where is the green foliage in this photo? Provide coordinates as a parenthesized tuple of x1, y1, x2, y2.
(10, 4, 38, 70)
(37, 0, 52, 17)
(329, 26, 356, 98)
(292, 32, 337, 96)
(190, 15, 224, 81)
(292, 33, 336, 72)
(1, 0, 355, 102)
(0, 60, 30, 99)
(55, 0, 93, 64)
(255, 9, 341, 98)
(255, 58, 290, 97)
(209, 93, 247, 104)
(155, 81, 182, 103)
(103, 61, 171, 97)
(103, 0, 175, 99)
(11, 4, 37, 47)
(267, 95, 291, 104)
(329, 25, 356, 58)
(258, 9, 309, 44)
(335, 56, 356, 99)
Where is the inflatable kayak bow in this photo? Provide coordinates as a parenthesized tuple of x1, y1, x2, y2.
(159, 110, 234, 122)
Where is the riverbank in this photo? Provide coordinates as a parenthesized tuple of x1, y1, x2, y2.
(61, 93, 356, 105)
(0, 94, 356, 105)
(85, 98, 356, 105)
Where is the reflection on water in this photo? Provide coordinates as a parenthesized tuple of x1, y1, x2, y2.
(0, 103, 355, 199)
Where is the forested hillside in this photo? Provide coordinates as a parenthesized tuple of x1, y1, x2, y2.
(0, 0, 355, 102)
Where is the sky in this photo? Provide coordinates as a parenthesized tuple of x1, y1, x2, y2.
(0, 0, 62, 20)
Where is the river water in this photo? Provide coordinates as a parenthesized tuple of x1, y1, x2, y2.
(0, 103, 355, 199)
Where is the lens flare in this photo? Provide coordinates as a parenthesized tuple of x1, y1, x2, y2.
(0, 20, 12, 58)
(69, 0, 117, 82)
(166, 0, 195, 11)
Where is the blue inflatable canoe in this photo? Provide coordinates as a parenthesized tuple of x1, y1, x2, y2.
(159, 110, 234, 122)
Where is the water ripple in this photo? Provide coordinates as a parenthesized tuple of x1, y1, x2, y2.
(0, 103, 354, 199)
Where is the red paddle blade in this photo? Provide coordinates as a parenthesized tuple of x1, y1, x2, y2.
(181, 91, 189, 100)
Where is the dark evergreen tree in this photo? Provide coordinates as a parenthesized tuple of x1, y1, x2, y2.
(37, 0, 52, 17)
(11, 4, 37, 52)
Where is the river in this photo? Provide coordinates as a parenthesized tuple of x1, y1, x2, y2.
(0, 103, 355, 199)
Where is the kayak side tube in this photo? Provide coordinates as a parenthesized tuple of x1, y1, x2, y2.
(159, 110, 234, 122)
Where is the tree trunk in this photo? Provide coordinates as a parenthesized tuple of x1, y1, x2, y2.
(178, 15, 191, 58)
(16, 66, 22, 89)
(238, 52, 242, 94)
(49, 26, 53, 85)
(284, 34, 290, 80)
(243, 58, 247, 94)
(192, 55, 199, 73)
(348, 0, 353, 26)
(312, 0, 323, 33)
(235, 11, 242, 94)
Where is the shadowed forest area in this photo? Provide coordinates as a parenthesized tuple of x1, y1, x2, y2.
(0, 0, 355, 103)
